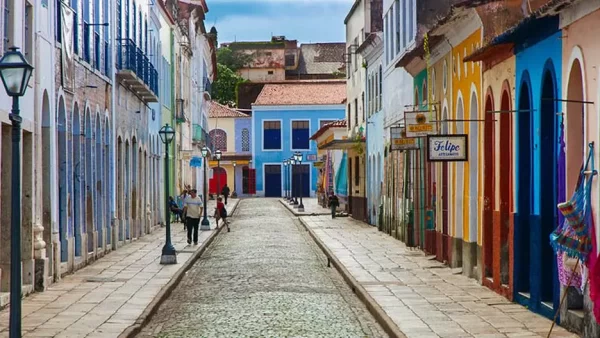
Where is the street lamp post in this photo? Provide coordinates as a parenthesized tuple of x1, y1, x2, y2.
(200, 146, 211, 230)
(288, 157, 295, 204)
(0, 46, 34, 338)
(292, 158, 299, 207)
(159, 124, 177, 265)
(283, 160, 288, 199)
(295, 152, 305, 212)
(215, 150, 222, 199)
(232, 161, 237, 198)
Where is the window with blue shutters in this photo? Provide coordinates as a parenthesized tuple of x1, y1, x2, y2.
(55, 0, 61, 43)
(263, 121, 281, 150)
(138, 9, 141, 46)
(103, 0, 110, 74)
(292, 121, 309, 150)
(71, 0, 78, 54)
(125, 0, 129, 40)
(83, 0, 90, 62)
(94, 0, 100, 69)
(132, 1, 136, 43)
(144, 17, 148, 54)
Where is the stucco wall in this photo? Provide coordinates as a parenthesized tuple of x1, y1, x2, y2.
(252, 106, 345, 196)
(208, 117, 235, 153)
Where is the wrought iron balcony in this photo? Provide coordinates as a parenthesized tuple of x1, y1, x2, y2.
(116, 38, 159, 103)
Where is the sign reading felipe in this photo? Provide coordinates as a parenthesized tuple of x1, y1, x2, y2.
(427, 134, 468, 161)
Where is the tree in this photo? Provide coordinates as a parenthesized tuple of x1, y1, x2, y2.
(211, 47, 252, 107)
(216, 47, 253, 71)
(212, 63, 246, 107)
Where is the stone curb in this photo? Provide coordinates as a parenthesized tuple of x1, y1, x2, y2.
(296, 216, 407, 338)
(119, 201, 241, 338)
(278, 198, 331, 217)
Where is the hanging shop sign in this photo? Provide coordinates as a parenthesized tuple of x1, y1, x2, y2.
(405, 110, 437, 137)
(427, 134, 468, 162)
(306, 154, 318, 161)
(391, 127, 419, 151)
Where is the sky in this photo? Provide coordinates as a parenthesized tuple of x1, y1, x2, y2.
(205, 0, 353, 45)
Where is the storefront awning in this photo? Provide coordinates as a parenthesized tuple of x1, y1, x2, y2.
(319, 139, 365, 150)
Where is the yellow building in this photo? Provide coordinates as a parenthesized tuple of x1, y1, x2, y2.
(207, 102, 253, 197)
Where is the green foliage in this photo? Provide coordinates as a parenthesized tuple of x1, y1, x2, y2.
(216, 47, 253, 72)
(211, 63, 247, 107)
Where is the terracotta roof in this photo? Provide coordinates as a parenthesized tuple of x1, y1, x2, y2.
(310, 120, 347, 140)
(208, 101, 249, 118)
(254, 81, 346, 106)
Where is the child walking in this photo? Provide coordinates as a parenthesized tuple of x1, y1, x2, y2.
(215, 197, 230, 232)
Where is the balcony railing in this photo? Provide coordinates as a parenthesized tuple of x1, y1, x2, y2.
(116, 38, 159, 102)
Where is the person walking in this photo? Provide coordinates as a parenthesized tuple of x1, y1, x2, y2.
(179, 189, 188, 229)
(183, 189, 203, 245)
(328, 191, 339, 219)
(214, 197, 229, 232)
(221, 184, 231, 205)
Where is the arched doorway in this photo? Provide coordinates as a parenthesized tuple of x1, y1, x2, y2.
(210, 167, 227, 196)
(84, 110, 94, 254)
(515, 73, 532, 299)
(58, 97, 68, 262)
(72, 106, 82, 257)
(41, 92, 53, 267)
(455, 95, 465, 243)
(95, 115, 103, 249)
(242, 166, 249, 195)
(539, 62, 559, 309)
(117, 137, 124, 243)
(124, 140, 130, 240)
(483, 90, 495, 280)
(131, 137, 138, 239)
(441, 106, 450, 263)
(104, 119, 111, 246)
(468, 89, 480, 248)
(499, 86, 511, 287)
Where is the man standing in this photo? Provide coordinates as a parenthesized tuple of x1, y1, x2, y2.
(183, 189, 203, 245)
(328, 191, 339, 219)
(221, 184, 231, 205)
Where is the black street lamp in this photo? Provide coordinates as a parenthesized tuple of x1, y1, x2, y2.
(200, 146, 211, 230)
(0, 46, 34, 338)
(283, 159, 289, 199)
(292, 158, 299, 207)
(215, 150, 222, 199)
(232, 161, 237, 198)
(159, 124, 177, 265)
(288, 157, 294, 204)
(295, 152, 305, 212)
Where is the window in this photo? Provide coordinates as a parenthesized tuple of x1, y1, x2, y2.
(395, 0, 400, 54)
(263, 121, 281, 150)
(132, 1, 136, 42)
(353, 37, 358, 71)
(320, 120, 335, 128)
(292, 120, 310, 150)
(265, 51, 272, 57)
(408, 0, 414, 44)
(241, 128, 250, 152)
(55, 0, 61, 43)
(362, 92, 365, 122)
(346, 45, 352, 78)
(354, 98, 358, 127)
(367, 76, 372, 116)
(83, 0, 90, 62)
(383, 15, 388, 64)
(144, 17, 148, 53)
(347, 103, 351, 129)
(285, 54, 295, 67)
(125, 0, 129, 39)
(209, 129, 227, 152)
(25, 2, 32, 63)
(72, 0, 78, 54)
(402, 0, 407, 48)
(267, 70, 274, 75)
(2, 0, 10, 52)
(378, 65, 383, 110)
(138, 9, 142, 47)
(422, 80, 427, 105)
(443, 60, 448, 93)
(354, 156, 360, 186)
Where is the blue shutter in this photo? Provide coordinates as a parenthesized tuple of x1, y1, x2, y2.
(263, 121, 281, 150)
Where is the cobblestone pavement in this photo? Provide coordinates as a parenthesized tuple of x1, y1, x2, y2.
(138, 199, 387, 338)
(0, 199, 236, 338)
(301, 216, 579, 338)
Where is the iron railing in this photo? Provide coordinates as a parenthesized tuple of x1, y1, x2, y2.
(116, 38, 159, 97)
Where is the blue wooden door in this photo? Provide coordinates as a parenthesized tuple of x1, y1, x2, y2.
(265, 165, 282, 197)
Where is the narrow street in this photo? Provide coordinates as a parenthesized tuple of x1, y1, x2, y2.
(138, 199, 387, 338)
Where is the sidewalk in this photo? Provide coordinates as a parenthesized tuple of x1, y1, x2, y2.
(279, 197, 332, 216)
(300, 215, 578, 338)
(0, 199, 238, 338)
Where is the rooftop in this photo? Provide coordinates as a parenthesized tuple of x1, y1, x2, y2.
(293, 43, 345, 75)
(208, 101, 250, 118)
(254, 81, 346, 106)
(310, 120, 348, 140)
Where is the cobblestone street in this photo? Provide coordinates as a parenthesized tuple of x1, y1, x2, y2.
(138, 199, 387, 338)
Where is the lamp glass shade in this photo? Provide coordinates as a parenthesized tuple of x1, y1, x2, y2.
(297, 152, 303, 163)
(233, 161, 237, 167)
(201, 146, 209, 158)
(0, 47, 33, 97)
(215, 150, 222, 160)
(283, 160, 288, 166)
(159, 124, 175, 144)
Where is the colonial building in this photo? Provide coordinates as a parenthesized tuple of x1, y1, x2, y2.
(207, 101, 253, 198)
(251, 81, 346, 197)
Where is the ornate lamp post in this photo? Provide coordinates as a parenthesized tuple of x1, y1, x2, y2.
(232, 161, 237, 198)
(200, 146, 211, 230)
(295, 152, 305, 212)
(159, 124, 176, 264)
(283, 159, 288, 199)
(292, 157, 299, 207)
(0, 46, 34, 338)
(215, 150, 222, 199)
(288, 157, 294, 204)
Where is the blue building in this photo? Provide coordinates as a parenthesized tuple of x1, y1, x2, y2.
(251, 81, 346, 197)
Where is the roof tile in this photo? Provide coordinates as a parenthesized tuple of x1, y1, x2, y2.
(208, 101, 250, 118)
(254, 81, 346, 106)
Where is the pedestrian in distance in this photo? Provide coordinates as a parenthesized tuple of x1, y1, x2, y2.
(215, 196, 230, 232)
(179, 189, 189, 229)
(183, 189, 203, 245)
(221, 184, 231, 205)
(328, 191, 339, 219)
